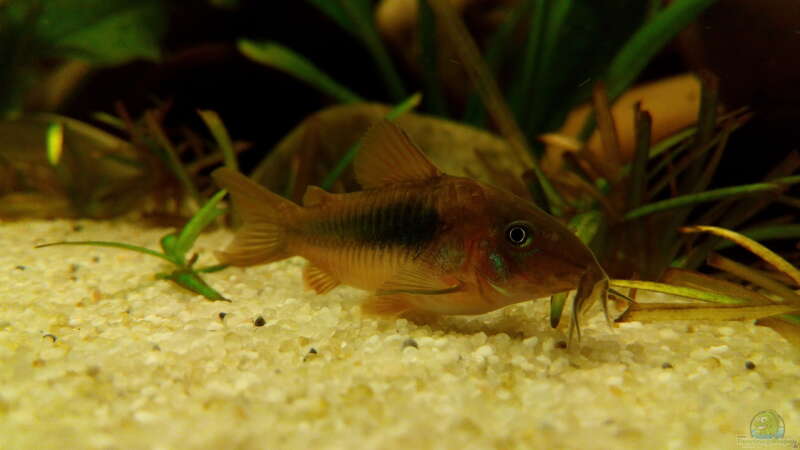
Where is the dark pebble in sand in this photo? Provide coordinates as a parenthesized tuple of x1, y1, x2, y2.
(402, 338, 419, 349)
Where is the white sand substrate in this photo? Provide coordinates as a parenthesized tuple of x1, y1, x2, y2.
(0, 220, 797, 449)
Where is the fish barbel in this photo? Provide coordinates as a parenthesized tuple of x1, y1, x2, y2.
(213, 120, 610, 339)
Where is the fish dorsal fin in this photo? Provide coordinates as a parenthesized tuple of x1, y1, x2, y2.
(302, 185, 336, 207)
(354, 120, 443, 189)
(377, 263, 463, 296)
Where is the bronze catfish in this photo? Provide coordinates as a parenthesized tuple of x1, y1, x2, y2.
(213, 120, 610, 339)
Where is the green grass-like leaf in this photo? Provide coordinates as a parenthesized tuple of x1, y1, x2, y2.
(36, 191, 230, 301)
(509, 0, 546, 122)
(604, 0, 718, 101)
(37, 240, 174, 263)
(627, 106, 651, 210)
(417, 0, 448, 116)
(624, 175, 800, 220)
(144, 111, 202, 209)
(198, 110, 239, 172)
(617, 302, 800, 323)
(172, 190, 227, 261)
(307, 0, 406, 101)
(462, 0, 532, 126)
(306, 0, 355, 37)
(238, 39, 363, 104)
(610, 279, 749, 305)
(714, 224, 800, 250)
(427, 0, 564, 214)
(682, 225, 800, 286)
(577, 0, 717, 140)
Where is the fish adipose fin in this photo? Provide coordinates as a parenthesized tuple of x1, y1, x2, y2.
(302, 185, 338, 207)
(377, 264, 463, 296)
(212, 168, 300, 266)
(354, 120, 443, 189)
(361, 294, 415, 316)
(303, 263, 340, 294)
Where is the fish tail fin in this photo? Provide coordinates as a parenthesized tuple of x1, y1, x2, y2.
(212, 168, 300, 266)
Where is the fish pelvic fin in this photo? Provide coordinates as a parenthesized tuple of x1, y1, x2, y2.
(303, 263, 340, 294)
(354, 120, 443, 189)
(212, 168, 300, 266)
(361, 294, 415, 317)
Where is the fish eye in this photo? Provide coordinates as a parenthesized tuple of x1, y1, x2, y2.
(505, 221, 532, 247)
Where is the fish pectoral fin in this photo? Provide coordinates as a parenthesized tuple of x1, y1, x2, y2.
(354, 120, 443, 189)
(303, 263, 341, 294)
(361, 294, 415, 317)
(377, 264, 463, 296)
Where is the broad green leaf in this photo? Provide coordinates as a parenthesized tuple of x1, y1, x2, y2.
(25, 0, 165, 64)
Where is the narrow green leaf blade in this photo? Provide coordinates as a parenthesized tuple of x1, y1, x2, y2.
(610, 279, 750, 305)
(417, 0, 448, 116)
(625, 175, 800, 220)
(46, 121, 64, 166)
(173, 190, 228, 259)
(163, 269, 230, 302)
(306, 0, 355, 36)
(36, 240, 173, 263)
(238, 39, 363, 104)
(605, 0, 718, 100)
(198, 110, 238, 172)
